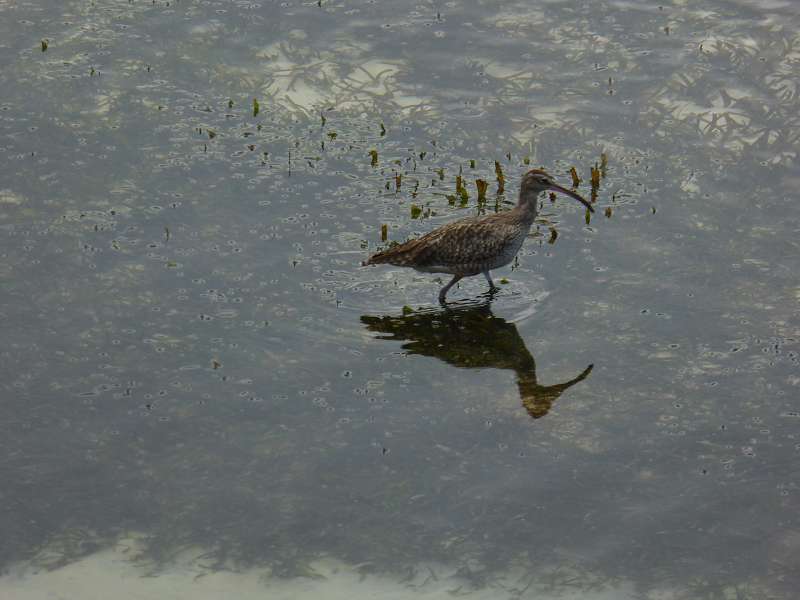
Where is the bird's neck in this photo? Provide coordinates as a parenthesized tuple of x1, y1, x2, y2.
(514, 190, 540, 223)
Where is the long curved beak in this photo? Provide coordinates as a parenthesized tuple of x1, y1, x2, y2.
(548, 182, 594, 212)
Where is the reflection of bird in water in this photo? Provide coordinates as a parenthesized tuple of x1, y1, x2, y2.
(360, 302, 593, 420)
(364, 169, 593, 303)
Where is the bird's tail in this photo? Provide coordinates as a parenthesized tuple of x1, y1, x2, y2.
(362, 251, 388, 267)
(363, 239, 428, 267)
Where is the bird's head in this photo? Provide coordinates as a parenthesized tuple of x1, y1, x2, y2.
(519, 169, 594, 212)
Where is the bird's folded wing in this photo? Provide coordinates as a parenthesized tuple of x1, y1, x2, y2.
(414, 217, 518, 267)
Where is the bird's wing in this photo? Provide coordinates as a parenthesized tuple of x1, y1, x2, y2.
(413, 215, 520, 268)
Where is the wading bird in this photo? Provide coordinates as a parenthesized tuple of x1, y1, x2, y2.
(364, 169, 593, 303)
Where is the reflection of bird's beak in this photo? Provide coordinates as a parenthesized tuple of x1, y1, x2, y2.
(549, 182, 594, 212)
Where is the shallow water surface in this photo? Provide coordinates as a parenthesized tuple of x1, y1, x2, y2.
(1, 0, 799, 598)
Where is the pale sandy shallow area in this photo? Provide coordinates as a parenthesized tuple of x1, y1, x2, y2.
(0, 538, 655, 600)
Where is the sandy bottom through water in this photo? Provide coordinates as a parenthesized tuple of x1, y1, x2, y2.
(0, 536, 660, 600)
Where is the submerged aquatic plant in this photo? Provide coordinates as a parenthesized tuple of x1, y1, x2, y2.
(494, 161, 505, 194)
(476, 178, 488, 202)
(570, 166, 580, 188)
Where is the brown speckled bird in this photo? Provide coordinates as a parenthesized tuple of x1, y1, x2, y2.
(364, 169, 594, 303)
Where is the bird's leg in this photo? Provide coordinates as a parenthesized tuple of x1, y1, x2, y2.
(483, 271, 497, 290)
(438, 274, 462, 304)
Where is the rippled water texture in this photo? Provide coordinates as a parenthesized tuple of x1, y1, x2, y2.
(1, 0, 799, 598)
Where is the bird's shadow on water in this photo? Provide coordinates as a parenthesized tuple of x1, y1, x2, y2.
(360, 297, 593, 420)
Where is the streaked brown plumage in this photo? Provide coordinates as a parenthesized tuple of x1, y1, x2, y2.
(364, 169, 594, 303)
